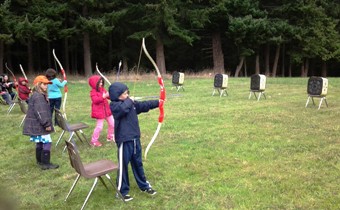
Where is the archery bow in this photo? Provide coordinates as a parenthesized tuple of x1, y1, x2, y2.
(116, 60, 122, 81)
(96, 63, 111, 85)
(52, 49, 68, 118)
(142, 38, 166, 159)
(19, 64, 28, 80)
(5, 63, 18, 93)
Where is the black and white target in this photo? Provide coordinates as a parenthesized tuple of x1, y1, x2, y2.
(172, 71, 184, 85)
(307, 77, 328, 96)
(250, 74, 266, 91)
(214, 74, 228, 88)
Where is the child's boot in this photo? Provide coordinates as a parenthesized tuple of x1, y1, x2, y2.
(36, 147, 43, 165)
(41, 150, 59, 170)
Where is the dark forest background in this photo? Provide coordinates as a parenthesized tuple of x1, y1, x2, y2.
(0, 0, 339, 77)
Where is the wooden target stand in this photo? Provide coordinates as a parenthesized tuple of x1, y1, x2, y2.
(248, 90, 266, 101)
(305, 95, 328, 110)
(212, 87, 228, 97)
(171, 84, 185, 92)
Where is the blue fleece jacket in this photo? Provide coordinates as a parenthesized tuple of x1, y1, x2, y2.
(47, 78, 67, 99)
(109, 82, 159, 143)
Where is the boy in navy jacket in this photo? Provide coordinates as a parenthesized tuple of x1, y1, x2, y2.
(109, 82, 158, 202)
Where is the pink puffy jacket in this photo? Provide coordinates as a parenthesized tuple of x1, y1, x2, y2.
(88, 75, 112, 119)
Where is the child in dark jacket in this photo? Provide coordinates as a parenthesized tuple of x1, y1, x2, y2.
(18, 77, 31, 103)
(23, 75, 59, 170)
(89, 75, 114, 147)
(109, 82, 159, 202)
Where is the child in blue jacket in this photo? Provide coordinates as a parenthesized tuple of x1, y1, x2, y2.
(45, 68, 67, 125)
(109, 82, 159, 202)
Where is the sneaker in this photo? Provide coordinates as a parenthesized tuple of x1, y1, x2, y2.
(123, 195, 133, 202)
(107, 138, 114, 142)
(142, 188, 157, 195)
(116, 193, 133, 202)
(90, 141, 102, 147)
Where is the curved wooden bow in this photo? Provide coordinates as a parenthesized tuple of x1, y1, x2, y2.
(142, 38, 166, 159)
(96, 63, 111, 85)
(19, 64, 28, 80)
(52, 49, 68, 118)
(5, 63, 18, 93)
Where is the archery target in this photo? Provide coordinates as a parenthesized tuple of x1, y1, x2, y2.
(250, 74, 266, 91)
(172, 72, 185, 85)
(214, 74, 228, 88)
(307, 77, 328, 96)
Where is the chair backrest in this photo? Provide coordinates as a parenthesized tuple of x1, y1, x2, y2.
(54, 108, 69, 131)
(18, 100, 27, 114)
(65, 141, 86, 176)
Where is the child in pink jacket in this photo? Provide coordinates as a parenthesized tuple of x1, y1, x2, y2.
(88, 75, 114, 147)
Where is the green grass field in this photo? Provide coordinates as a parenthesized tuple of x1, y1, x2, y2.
(1, 76, 340, 209)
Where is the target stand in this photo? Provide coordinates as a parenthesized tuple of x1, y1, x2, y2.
(305, 77, 328, 110)
(305, 95, 328, 110)
(171, 84, 184, 92)
(212, 87, 228, 97)
(248, 90, 266, 101)
(171, 72, 185, 92)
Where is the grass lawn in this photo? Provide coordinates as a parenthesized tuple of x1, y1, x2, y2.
(1, 75, 340, 209)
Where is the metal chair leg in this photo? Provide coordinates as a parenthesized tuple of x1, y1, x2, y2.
(65, 174, 81, 201)
(81, 178, 98, 210)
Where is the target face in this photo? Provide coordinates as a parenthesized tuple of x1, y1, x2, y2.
(307, 77, 328, 96)
(250, 74, 266, 91)
(172, 72, 184, 85)
(214, 74, 228, 88)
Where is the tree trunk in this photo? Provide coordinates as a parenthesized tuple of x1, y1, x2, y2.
(288, 60, 292, 77)
(300, 62, 305, 77)
(244, 58, 247, 77)
(255, 53, 260, 74)
(156, 38, 166, 75)
(234, 56, 244, 77)
(83, 32, 92, 76)
(281, 43, 285, 77)
(27, 39, 34, 75)
(265, 43, 270, 76)
(64, 38, 70, 74)
(212, 31, 225, 73)
(272, 44, 281, 77)
(0, 40, 4, 74)
(47, 42, 52, 68)
(304, 58, 309, 77)
(321, 61, 327, 77)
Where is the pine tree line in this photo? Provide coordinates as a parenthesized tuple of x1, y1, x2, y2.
(0, 0, 339, 77)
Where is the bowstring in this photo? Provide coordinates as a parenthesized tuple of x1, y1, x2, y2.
(133, 42, 143, 97)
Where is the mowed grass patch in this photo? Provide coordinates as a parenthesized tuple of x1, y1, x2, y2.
(0, 76, 340, 209)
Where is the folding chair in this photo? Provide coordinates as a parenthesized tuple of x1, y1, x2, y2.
(54, 108, 90, 149)
(65, 141, 124, 210)
(18, 100, 28, 127)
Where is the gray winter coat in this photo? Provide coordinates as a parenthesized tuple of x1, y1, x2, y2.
(23, 91, 54, 136)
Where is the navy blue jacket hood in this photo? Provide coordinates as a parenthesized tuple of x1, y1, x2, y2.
(109, 82, 128, 101)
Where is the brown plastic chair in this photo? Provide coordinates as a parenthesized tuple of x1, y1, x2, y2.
(18, 99, 27, 127)
(54, 108, 90, 149)
(65, 141, 124, 209)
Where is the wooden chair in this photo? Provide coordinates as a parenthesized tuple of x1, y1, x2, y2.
(65, 141, 124, 210)
(54, 108, 90, 149)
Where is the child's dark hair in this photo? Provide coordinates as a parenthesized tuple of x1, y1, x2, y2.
(45, 68, 57, 80)
(96, 77, 104, 91)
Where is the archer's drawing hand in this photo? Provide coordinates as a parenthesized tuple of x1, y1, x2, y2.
(45, 126, 52, 131)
